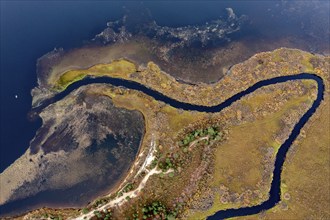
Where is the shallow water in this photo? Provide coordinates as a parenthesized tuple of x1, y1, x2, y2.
(1, 0, 328, 217)
(0, 133, 143, 216)
(1, 0, 328, 172)
(32, 73, 324, 219)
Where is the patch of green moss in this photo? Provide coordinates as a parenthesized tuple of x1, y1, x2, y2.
(53, 59, 137, 91)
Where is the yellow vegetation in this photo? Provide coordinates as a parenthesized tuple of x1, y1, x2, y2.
(50, 48, 326, 109)
(54, 59, 137, 90)
(187, 81, 317, 219)
(25, 48, 329, 219)
(234, 94, 330, 220)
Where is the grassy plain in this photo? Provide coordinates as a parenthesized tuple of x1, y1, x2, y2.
(54, 59, 137, 90)
(231, 93, 330, 220)
(48, 48, 326, 108)
(186, 80, 318, 219)
(13, 49, 328, 219)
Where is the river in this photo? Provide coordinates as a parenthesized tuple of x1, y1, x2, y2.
(1, 1, 328, 217)
(31, 73, 324, 219)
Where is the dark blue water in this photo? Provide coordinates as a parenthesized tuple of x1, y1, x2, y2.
(34, 73, 323, 114)
(30, 72, 324, 220)
(0, 1, 328, 218)
(0, 134, 142, 217)
(1, 0, 328, 172)
(0, 1, 126, 172)
(208, 74, 325, 219)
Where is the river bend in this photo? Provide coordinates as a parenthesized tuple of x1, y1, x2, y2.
(34, 73, 324, 219)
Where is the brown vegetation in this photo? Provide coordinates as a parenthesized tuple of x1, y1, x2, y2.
(6, 48, 328, 220)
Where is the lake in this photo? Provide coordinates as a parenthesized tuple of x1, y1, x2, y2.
(0, 0, 328, 217)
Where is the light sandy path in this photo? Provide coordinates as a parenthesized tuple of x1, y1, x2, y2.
(134, 137, 157, 178)
(72, 167, 171, 220)
(188, 136, 209, 150)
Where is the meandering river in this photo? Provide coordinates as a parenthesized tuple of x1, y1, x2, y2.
(1, 1, 328, 218)
(30, 72, 324, 219)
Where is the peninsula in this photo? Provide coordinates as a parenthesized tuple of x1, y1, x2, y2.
(0, 9, 329, 220)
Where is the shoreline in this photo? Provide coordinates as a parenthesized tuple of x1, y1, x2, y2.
(10, 74, 325, 219)
(1, 48, 329, 219)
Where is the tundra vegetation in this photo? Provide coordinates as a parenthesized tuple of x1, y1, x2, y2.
(90, 209, 113, 220)
(54, 59, 137, 91)
(131, 201, 180, 220)
(13, 49, 329, 220)
(156, 126, 223, 173)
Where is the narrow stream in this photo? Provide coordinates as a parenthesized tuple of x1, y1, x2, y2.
(32, 73, 324, 219)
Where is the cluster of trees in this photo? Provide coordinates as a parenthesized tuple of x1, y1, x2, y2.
(139, 201, 177, 220)
(150, 158, 158, 169)
(158, 157, 175, 172)
(123, 183, 134, 193)
(208, 127, 223, 141)
(127, 200, 183, 220)
(82, 207, 89, 214)
(93, 198, 108, 208)
(90, 209, 113, 220)
(179, 126, 223, 147)
(116, 182, 135, 197)
(155, 126, 224, 174)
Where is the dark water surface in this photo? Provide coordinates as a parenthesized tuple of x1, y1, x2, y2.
(1, 0, 328, 172)
(0, 134, 142, 217)
(1, 0, 328, 217)
(31, 73, 325, 219)
(1, 1, 126, 172)
(208, 74, 325, 219)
